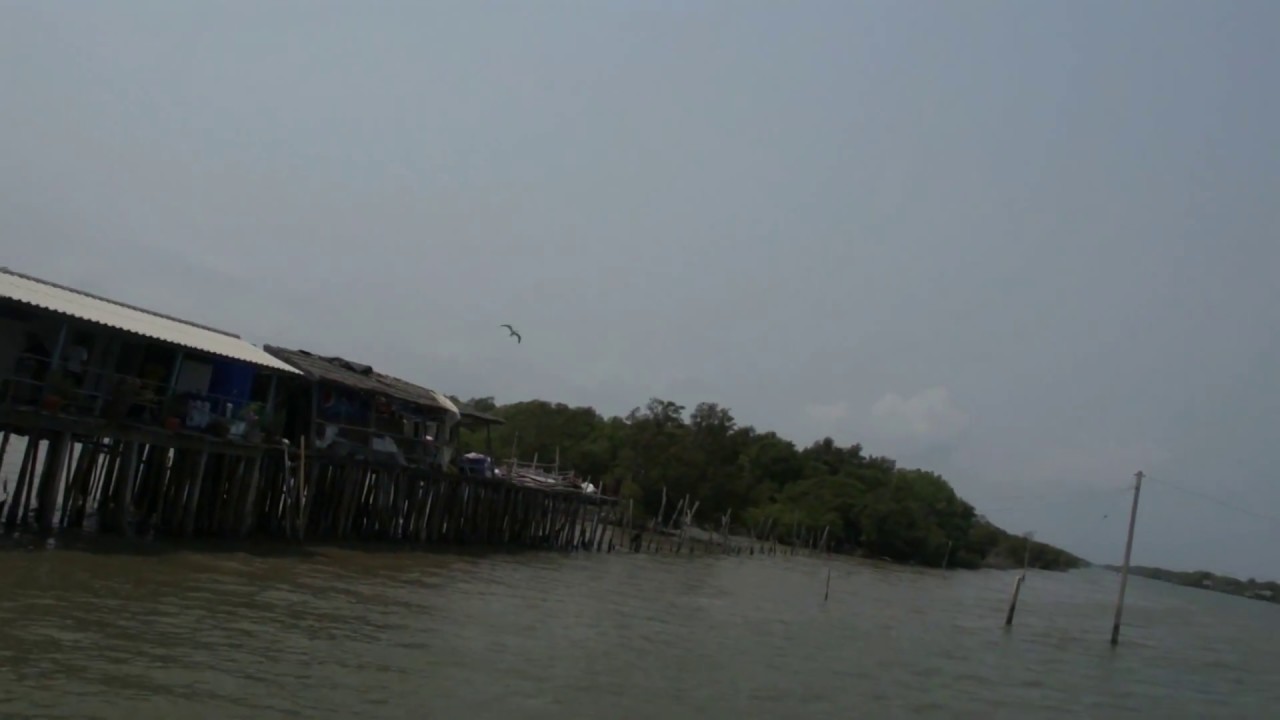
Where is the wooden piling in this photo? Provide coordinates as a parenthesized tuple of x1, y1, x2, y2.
(4, 436, 35, 529)
(5, 430, 39, 527)
(93, 440, 119, 529)
(1005, 533, 1034, 627)
(0, 430, 10, 481)
(1111, 471, 1144, 646)
(36, 432, 72, 533)
(64, 438, 101, 529)
(182, 449, 209, 537)
(0, 409, 623, 553)
(113, 442, 139, 537)
(1004, 574, 1025, 627)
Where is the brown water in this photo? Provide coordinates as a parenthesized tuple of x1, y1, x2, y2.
(0, 539, 1275, 719)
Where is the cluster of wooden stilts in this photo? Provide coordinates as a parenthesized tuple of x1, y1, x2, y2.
(615, 487, 835, 558)
(0, 423, 617, 550)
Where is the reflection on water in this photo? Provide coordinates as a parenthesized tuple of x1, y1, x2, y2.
(1, 538, 1277, 719)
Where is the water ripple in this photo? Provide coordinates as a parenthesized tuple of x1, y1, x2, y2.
(1, 546, 1278, 719)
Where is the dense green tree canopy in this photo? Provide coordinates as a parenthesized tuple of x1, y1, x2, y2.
(458, 397, 1084, 570)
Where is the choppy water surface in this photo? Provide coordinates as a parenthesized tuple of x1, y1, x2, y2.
(0, 540, 1276, 719)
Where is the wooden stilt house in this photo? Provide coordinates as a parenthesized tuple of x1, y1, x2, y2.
(263, 346, 463, 469)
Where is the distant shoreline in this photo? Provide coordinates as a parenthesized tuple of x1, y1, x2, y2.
(1106, 564, 1279, 604)
(633, 525, 1084, 571)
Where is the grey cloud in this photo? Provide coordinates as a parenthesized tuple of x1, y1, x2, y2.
(3, 0, 1279, 575)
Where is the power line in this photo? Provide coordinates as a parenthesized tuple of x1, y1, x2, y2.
(1146, 475, 1280, 528)
(983, 478, 1280, 527)
(981, 484, 1132, 515)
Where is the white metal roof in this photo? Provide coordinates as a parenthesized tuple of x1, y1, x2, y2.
(0, 268, 300, 374)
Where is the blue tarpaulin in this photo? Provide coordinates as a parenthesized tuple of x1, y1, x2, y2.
(208, 359, 256, 409)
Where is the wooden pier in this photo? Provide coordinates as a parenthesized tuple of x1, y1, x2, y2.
(0, 409, 618, 552)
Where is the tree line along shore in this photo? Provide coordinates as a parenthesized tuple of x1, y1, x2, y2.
(456, 397, 1086, 571)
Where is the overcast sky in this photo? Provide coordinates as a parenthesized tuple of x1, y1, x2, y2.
(2, 1, 1277, 577)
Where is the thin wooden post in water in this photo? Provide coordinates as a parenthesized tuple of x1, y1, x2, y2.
(0, 430, 10, 483)
(5, 437, 36, 529)
(60, 439, 90, 529)
(62, 439, 95, 529)
(667, 496, 685, 534)
(114, 442, 139, 537)
(86, 442, 112, 525)
(94, 440, 121, 528)
(588, 502, 601, 552)
(1004, 532, 1033, 627)
(1004, 575, 1024, 626)
(17, 437, 43, 529)
(37, 432, 72, 532)
(824, 567, 832, 602)
(183, 449, 209, 537)
(656, 486, 667, 531)
(1111, 471, 1144, 647)
(296, 436, 307, 539)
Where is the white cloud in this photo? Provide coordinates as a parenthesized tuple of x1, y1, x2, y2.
(870, 386, 968, 442)
(805, 400, 849, 422)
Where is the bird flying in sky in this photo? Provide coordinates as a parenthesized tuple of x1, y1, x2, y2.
(500, 324, 521, 343)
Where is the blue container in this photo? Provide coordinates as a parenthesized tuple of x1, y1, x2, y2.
(208, 360, 256, 411)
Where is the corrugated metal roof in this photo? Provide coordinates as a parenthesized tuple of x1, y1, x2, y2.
(457, 403, 506, 425)
(265, 346, 457, 415)
(0, 267, 300, 374)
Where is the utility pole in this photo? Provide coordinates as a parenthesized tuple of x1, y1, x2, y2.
(1110, 471, 1144, 646)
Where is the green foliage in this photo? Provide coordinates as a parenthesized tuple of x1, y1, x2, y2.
(460, 396, 1084, 571)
